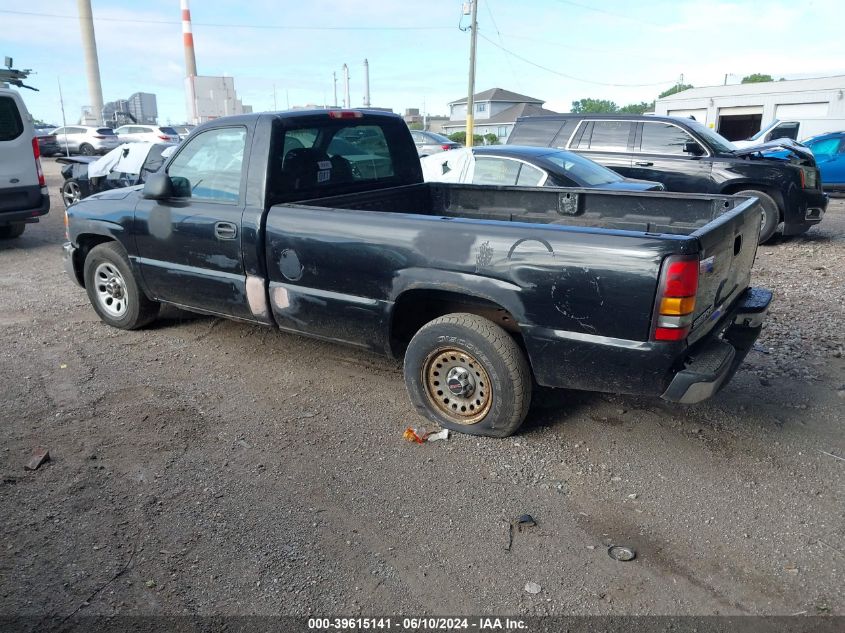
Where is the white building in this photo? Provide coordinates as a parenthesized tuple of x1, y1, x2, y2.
(654, 75, 845, 141)
(186, 76, 252, 124)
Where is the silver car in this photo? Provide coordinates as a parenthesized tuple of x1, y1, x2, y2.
(52, 126, 121, 155)
(410, 130, 461, 157)
(114, 125, 181, 144)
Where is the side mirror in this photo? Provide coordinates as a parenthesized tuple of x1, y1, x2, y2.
(142, 173, 173, 199)
(684, 141, 704, 156)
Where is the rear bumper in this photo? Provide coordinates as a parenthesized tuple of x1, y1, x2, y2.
(782, 189, 827, 236)
(0, 186, 50, 225)
(661, 287, 772, 404)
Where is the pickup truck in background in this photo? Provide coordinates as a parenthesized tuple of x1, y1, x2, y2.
(508, 114, 828, 243)
(63, 110, 772, 437)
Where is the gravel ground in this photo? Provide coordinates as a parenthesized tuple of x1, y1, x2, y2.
(0, 160, 842, 623)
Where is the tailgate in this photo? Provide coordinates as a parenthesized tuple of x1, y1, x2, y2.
(686, 196, 761, 345)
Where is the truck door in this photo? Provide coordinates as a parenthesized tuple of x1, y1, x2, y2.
(133, 125, 254, 319)
(566, 119, 634, 176)
(630, 121, 715, 193)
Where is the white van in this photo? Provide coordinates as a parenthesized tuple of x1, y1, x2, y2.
(733, 118, 845, 149)
(0, 87, 49, 238)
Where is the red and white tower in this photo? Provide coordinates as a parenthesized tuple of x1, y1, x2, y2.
(181, 0, 199, 123)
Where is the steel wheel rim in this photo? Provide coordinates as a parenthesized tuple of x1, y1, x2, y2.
(93, 262, 129, 318)
(422, 347, 492, 424)
(62, 181, 80, 206)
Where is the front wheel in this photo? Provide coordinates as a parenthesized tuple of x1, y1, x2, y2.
(403, 313, 532, 437)
(61, 179, 82, 207)
(736, 189, 779, 243)
(83, 242, 160, 329)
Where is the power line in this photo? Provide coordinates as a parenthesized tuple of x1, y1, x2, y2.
(0, 9, 452, 31)
(478, 33, 676, 87)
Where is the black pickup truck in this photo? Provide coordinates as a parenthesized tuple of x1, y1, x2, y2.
(63, 110, 772, 437)
(508, 114, 828, 243)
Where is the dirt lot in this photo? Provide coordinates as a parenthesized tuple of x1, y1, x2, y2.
(1, 159, 843, 622)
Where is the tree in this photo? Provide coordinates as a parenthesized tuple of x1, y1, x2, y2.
(741, 73, 774, 84)
(571, 98, 618, 114)
(619, 101, 654, 114)
(408, 121, 424, 130)
(483, 133, 500, 145)
(658, 84, 694, 99)
(447, 131, 484, 145)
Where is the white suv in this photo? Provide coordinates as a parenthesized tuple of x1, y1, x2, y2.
(114, 125, 180, 144)
(0, 88, 49, 239)
(52, 125, 121, 155)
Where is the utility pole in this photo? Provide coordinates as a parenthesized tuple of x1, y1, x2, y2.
(333, 71, 338, 107)
(465, 0, 479, 147)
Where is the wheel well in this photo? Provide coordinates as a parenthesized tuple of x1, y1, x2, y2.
(74, 234, 116, 287)
(721, 183, 784, 221)
(389, 289, 523, 357)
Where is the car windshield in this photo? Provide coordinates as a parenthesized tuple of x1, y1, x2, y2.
(542, 150, 624, 186)
(683, 119, 737, 153)
(748, 120, 778, 141)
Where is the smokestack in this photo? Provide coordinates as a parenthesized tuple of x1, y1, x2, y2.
(181, 0, 198, 124)
(76, 0, 104, 125)
(362, 59, 371, 107)
(342, 64, 350, 109)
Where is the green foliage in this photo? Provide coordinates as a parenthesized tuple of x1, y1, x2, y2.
(448, 131, 484, 145)
(618, 101, 654, 114)
(408, 121, 424, 130)
(658, 84, 694, 99)
(741, 73, 774, 83)
(483, 133, 500, 145)
(571, 98, 618, 114)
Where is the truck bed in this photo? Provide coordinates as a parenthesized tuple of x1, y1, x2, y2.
(290, 182, 747, 236)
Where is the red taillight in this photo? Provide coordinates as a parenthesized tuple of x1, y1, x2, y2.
(93, 134, 106, 139)
(441, 144, 452, 151)
(31, 137, 45, 187)
(157, 135, 170, 140)
(327, 110, 363, 119)
(653, 255, 699, 342)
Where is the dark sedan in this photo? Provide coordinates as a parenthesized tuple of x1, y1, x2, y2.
(421, 146, 664, 191)
(33, 126, 61, 157)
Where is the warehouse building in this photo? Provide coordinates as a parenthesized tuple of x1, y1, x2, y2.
(653, 75, 845, 141)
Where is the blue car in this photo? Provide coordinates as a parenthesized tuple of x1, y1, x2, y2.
(802, 132, 845, 191)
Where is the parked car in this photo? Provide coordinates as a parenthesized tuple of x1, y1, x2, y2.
(799, 132, 845, 192)
(171, 124, 195, 140)
(114, 125, 181, 144)
(58, 142, 176, 207)
(0, 88, 49, 239)
(733, 118, 845, 149)
(410, 130, 460, 156)
(509, 114, 828, 243)
(33, 126, 61, 157)
(53, 125, 121, 155)
(421, 146, 664, 191)
(64, 110, 771, 438)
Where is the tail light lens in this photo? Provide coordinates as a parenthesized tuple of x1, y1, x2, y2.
(157, 135, 170, 140)
(31, 137, 45, 187)
(328, 110, 363, 119)
(93, 134, 106, 139)
(653, 255, 699, 342)
(441, 144, 452, 151)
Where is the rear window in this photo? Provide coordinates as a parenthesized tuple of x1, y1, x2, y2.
(0, 96, 24, 142)
(509, 119, 563, 147)
(97, 128, 117, 135)
(159, 127, 179, 135)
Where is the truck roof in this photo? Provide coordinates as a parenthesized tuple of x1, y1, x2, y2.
(196, 108, 405, 129)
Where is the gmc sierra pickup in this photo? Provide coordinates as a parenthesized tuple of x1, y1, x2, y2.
(63, 110, 772, 437)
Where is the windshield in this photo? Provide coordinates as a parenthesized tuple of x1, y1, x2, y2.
(683, 119, 737, 153)
(748, 120, 778, 141)
(542, 150, 623, 186)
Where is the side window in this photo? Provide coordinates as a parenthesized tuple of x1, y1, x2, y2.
(516, 163, 545, 186)
(410, 131, 423, 143)
(807, 137, 840, 157)
(579, 120, 633, 151)
(472, 157, 521, 185)
(768, 122, 799, 141)
(510, 120, 561, 146)
(167, 127, 246, 203)
(640, 122, 696, 155)
(0, 97, 24, 141)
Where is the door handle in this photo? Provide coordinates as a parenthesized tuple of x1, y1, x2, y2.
(214, 221, 238, 240)
(634, 161, 653, 167)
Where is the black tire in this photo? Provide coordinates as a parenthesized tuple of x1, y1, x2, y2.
(0, 223, 25, 239)
(403, 313, 532, 438)
(736, 189, 779, 243)
(83, 242, 159, 330)
(79, 143, 95, 156)
(61, 179, 82, 207)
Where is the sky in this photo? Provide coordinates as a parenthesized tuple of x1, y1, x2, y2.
(2, 0, 844, 125)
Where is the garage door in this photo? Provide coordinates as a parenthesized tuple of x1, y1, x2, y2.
(775, 102, 829, 119)
(667, 108, 707, 122)
(718, 105, 763, 116)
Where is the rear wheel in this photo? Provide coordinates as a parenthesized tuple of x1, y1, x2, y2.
(83, 242, 159, 329)
(0, 223, 25, 239)
(79, 143, 95, 156)
(736, 189, 779, 243)
(61, 179, 82, 207)
(403, 313, 532, 437)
